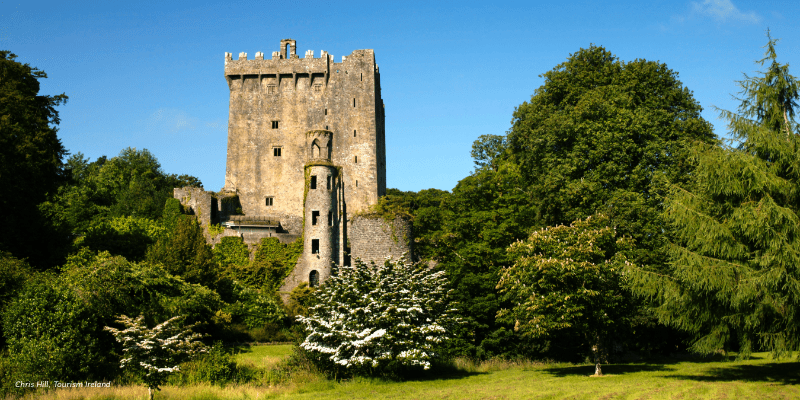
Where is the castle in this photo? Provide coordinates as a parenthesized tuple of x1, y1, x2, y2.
(174, 39, 412, 294)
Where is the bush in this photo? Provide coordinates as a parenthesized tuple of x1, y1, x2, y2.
(105, 315, 206, 399)
(224, 282, 286, 329)
(2, 275, 108, 383)
(0, 252, 34, 347)
(298, 257, 458, 377)
(169, 342, 237, 386)
(286, 282, 317, 318)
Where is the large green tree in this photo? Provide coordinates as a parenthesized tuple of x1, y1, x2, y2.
(628, 34, 800, 357)
(507, 45, 717, 270)
(0, 51, 69, 266)
(379, 151, 539, 358)
(497, 215, 632, 376)
(43, 148, 201, 236)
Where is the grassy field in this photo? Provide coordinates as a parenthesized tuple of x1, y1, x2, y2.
(11, 347, 800, 400)
(232, 344, 294, 370)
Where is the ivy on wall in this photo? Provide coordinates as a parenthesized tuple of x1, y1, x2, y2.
(213, 236, 302, 293)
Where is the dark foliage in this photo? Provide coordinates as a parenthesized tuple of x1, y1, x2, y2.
(0, 51, 70, 267)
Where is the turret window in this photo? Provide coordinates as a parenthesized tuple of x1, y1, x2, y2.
(310, 175, 317, 189)
(327, 175, 331, 190)
(354, 156, 358, 163)
(354, 130, 357, 137)
(309, 270, 319, 287)
(265, 197, 274, 206)
(312, 210, 320, 225)
(272, 121, 279, 129)
(312, 239, 319, 254)
(273, 147, 282, 157)
(328, 211, 333, 226)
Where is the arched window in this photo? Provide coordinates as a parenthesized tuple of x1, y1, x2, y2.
(309, 270, 319, 287)
(312, 138, 321, 159)
(312, 143, 320, 158)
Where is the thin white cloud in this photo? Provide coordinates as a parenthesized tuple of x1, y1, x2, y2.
(690, 0, 761, 24)
(142, 108, 223, 135)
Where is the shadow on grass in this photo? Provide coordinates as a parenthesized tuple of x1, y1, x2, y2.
(344, 362, 487, 384)
(668, 362, 800, 385)
(229, 343, 255, 356)
(544, 363, 670, 377)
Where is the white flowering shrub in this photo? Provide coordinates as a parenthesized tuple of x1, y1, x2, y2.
(104, 315, 206, 400)
(298, 256, 457, 375)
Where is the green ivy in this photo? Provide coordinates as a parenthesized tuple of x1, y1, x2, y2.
(208, 224, 225, 237)
(213, 237, 250, 270)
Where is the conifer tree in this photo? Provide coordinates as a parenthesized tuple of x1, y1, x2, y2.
(627, 32, 800, 357)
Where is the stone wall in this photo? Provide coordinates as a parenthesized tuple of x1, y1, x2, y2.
(349, 215, 413, 264)
(222, 39, 385, 221)
(173, 187, 215, 238)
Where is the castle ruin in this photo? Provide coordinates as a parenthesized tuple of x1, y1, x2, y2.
(174, 39, 412, 294)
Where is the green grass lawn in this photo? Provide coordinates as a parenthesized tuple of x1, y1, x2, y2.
(231, 343, 293, 369)
(16, 347, 800, 399)
(286, 352, 800, 400)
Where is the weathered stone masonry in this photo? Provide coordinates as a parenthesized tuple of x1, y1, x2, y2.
(175, 39, 411, 295)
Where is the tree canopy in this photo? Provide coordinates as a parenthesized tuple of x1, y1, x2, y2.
(628, 33, 800, 358)
(0, 51, 69, 265)
(497, 215, 632, 375)
(507, 45, 717, 270)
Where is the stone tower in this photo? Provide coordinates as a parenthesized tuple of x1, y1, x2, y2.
(174, 39, 413, 295)
(222, 39, 385, 218)
(219, 39, 385, 290)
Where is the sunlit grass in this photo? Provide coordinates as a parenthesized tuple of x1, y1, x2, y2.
(232, 344, 293, 370)
(11, 350, 800, 399)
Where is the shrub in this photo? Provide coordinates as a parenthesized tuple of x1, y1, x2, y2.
(287, 282, 317, 318)
(3, 275, 108, 383)
(169, 342, 237, 386)
(224, 282, 286, 329)
(105, 315, 206, 400)
(298, 257, 458, 376)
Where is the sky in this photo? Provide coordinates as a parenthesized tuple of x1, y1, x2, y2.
(2, 0, 798, 192)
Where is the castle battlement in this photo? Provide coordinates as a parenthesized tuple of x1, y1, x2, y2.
(224, 39, 376, 79)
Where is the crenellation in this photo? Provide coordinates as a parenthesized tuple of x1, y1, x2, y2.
(255, 52, 264, 60)
(305, 50, 314, 58)
(238, 52, 247, 60)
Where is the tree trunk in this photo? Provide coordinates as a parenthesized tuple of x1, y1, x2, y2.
(784, 107, 792, 137)
(592, 334, 603, 376)
(149, 386, 154, 400)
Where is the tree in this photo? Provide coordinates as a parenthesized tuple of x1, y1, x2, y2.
(497, 215, 632, 376)
(298, 257, 457, 376)
(627, 33, 800, 358)
(507, 45, 717, 271)
(380, 152, 539, 358)
(0, 51, 69, 266)
(40, 148, 202, 243)
(105, 315, 206, 400)
(146, 213, 216, 288)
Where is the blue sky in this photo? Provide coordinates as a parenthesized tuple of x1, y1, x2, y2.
(2, 0, 798, 192)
